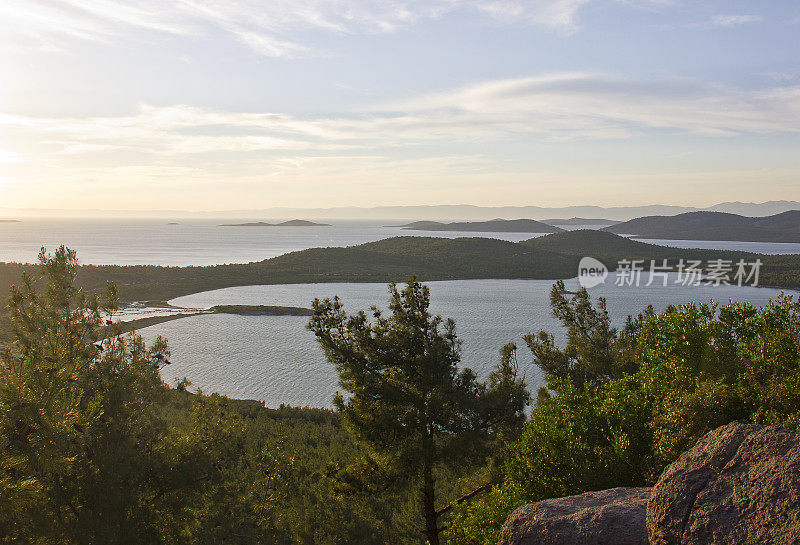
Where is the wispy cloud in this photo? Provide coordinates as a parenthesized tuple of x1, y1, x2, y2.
(0, 0, 669, 57)
(377, 73, 800, 137)
(3, 74, 800, 165)
(711, 14, 762, 28)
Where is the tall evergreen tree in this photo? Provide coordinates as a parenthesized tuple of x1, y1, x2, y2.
(308, 278, 529, 544)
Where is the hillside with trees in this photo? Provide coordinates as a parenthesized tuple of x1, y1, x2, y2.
(2, 247, 800, 544)
(604, 210, 800, 242)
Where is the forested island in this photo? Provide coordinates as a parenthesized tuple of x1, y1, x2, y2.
(605, 210, 800, 242)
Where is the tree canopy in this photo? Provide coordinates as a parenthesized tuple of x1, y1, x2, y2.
(308, 278, 529, 545)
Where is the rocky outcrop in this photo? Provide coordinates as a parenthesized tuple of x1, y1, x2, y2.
(497, 487, 651, 545)
(647, 422, 800, 545)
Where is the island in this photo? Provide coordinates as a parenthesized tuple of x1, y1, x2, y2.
(604, 210, 800, 243)
(391, 218, 564, 233)
(541, 217, 618, 226)
(0, 219, 20, 223)
(220, 219, 331, 227)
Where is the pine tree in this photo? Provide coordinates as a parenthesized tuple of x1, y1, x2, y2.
(308, 277, 529, 544)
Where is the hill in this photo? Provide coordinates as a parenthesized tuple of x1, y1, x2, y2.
(220, 219, 330, 227)
(2, 231, 799, 346)
(395, 219, 563, 233)
(1, 231, 784, 305)
(604, 210, 800, 242)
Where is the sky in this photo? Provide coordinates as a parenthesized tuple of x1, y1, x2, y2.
(1, 0, 799, 212)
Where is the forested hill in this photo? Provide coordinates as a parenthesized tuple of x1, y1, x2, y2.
(1, 231, 796, 306)
(604, 210, 800, 242)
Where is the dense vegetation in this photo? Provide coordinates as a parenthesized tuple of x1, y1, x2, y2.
(445, 281, 800, 544)
(2, 240, 800, 544)
(605, 210, 800, 242)
(0, 248, 521, 544)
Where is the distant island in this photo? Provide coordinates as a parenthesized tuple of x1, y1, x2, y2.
(0, 220, 20, 223)
(542, 217, 618, 226)
(167, 222, 179, 225)
(392, 218, 564, 233)
(604, 210, 800, 243)
(220, 219, 331, 227)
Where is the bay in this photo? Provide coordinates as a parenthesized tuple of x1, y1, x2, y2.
(138, 278, 794, 408)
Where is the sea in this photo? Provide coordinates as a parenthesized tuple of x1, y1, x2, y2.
(2, 218, 798, 408)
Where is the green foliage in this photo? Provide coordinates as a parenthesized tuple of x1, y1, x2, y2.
(0, 247, 287, 544)
(447, 283, 800, 545)
(636, 295, 800, 467)
(0, 248, 506, 545)
(308, 278, 530, 545)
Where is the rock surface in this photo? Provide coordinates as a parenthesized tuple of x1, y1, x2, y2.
(647, 421, 800, 545)
(497, 487, 651, 545)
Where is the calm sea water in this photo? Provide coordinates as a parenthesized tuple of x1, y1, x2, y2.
(0, 219, 555, 265)
(137, 278, 794, 408)
(2, 219, 800, 265)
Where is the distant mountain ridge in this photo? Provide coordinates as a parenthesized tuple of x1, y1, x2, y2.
(394, 219, 563, 233)
(605, 210, 800, 243)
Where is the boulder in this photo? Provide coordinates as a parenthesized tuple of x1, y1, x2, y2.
(647, 422, 800, 545)
(497, 487, 651, 545)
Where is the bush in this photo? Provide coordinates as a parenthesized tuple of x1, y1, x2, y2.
(446, 285, 800, 545)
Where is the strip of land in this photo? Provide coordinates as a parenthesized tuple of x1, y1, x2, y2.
(114, 305, 313, 334)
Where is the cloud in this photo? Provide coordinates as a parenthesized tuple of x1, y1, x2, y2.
(4, 69, 800, 210)
(0, 0, 665, 57)
(2, 74, 800, 174)
(711, 14, 762, 28)
(377, 73, 800, 137)
(2, 72, 800, 207)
